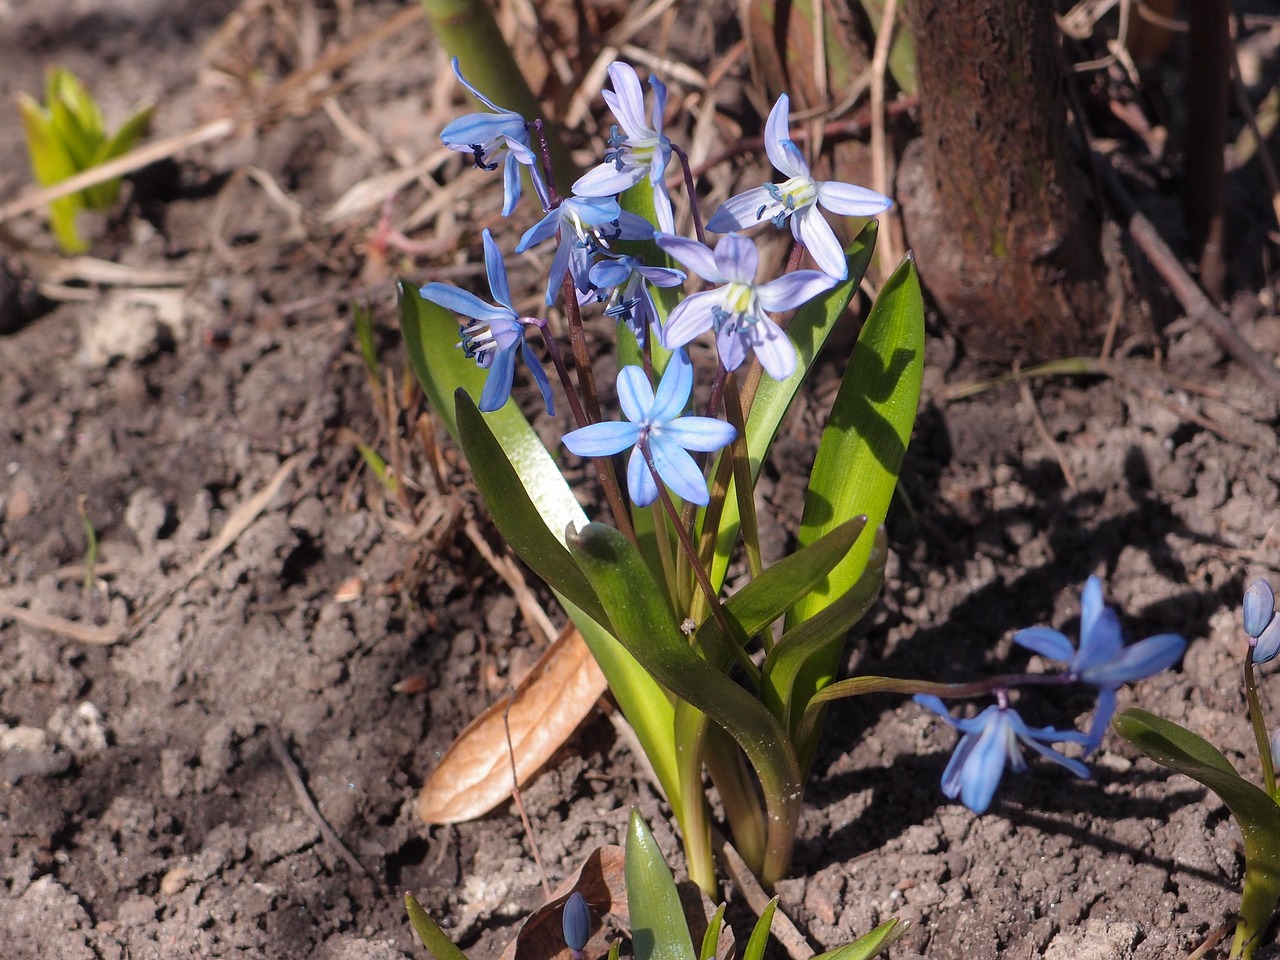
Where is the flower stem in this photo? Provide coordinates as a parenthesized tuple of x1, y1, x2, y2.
(1244, 658, 1277, 797)
(671, 142, 705, 246)
(722, 372, 762, 583)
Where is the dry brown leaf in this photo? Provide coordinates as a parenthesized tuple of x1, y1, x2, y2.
(417, 623, 607, 823)
(499, 845, 627, 960)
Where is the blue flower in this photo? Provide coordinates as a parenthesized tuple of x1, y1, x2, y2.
(517, 195, 654, 305)
(419, 229, 554, 415)
(915, 695, 1091, 814)
(705, 94, 892, 280)
(1244, 578, 1280, 664)
(1013, 576, 1187, 749)
(439, 58, 547, 217)
(656, 232, 835, 380)
(562, 892, 590, 960)
(572, 62, 675, 233)
(584, 254, 685, 342)
(562, 351, 735, 507)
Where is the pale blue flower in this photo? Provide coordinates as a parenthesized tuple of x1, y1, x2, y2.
(439, 58, 546, 216)
(584, 254, 685, 342)
(705, 94, 892, 280)
(656, 232, 835, 380)
(1244, 578, 1280, 664)
(572, 62, 675, 233)
(562, 351, 735, 507)
(517, 195, 654, 305)
(419, 229, 554, 414)
(915, 695, 1091, 814)
(1013, 576, 1187, 749)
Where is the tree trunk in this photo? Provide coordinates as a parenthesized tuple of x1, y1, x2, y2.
(898, 0, 1108, 360)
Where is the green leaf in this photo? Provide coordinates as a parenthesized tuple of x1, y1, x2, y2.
(763, 528, 887, 738)
(398, 281, 585, 547)
(85, 101, 154, 209)
(692, 516, 868, 676)
(742, 897, 779, 960)
(812, 919, 906, 960)
(626, 809, 698, 960)
(569, 522, 802, 885)
(1114, 708, 1280, 960)
(706, 224, 878, 591)
(404, 892, 471, 960)
(455, 390, 606, 626)
(786, 253, 924, 766)
(698, 903, 727, 960)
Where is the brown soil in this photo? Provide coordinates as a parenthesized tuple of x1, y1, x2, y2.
(3, 3, 1280, 960)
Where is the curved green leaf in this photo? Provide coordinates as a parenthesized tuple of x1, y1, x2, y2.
(706, 224, 878, 591)
(569, 522, 802, 886)
(742, 897, 779, 960)
(763, 528, 887, 738)
(813, 918, 906, 960)
(404, 892, 471, 960)
(626, 810, 697, 960)
(786, 254, 924, 766)
(1114, 708, 1280, 960)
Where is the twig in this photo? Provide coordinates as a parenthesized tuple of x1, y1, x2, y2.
(0, 602, 120, 645)
(713, 831, 813, 960)
(503, 700, 551, 901)
(1018, 371, 1078, 491)
(1091, 150, 1280, 398)
(869, 0, 901, 273)
(267, 728, 383, 889)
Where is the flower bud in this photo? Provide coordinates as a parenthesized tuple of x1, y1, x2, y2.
(562, 892, 590, 959)
(1244, 578, 1276, 640)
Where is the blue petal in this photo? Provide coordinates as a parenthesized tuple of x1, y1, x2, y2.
(716, 322, 748, 372)
(1081, 633, 1186, 687)
(1011, 627, 1076, 662)
(522, 340, 556, 416)
(615, 365, 656, 424)
(1245, 579, 1276, 639)
(616, 211, 657, 241)
(756, 269, 836, 312)
(659, 417, 736, 453)
(562, 420, 642, 457)
(913, 694, 957, 726)
(573, 162, 645, 198)
(958, 713, 1010, 814)
(1254, 615, 1280, 665)
(649, 351, 693, 422)
(544, 238, 574, 306)
(713, 233, 760, 284)
(742, 316, 797, 380)
(478, 344, 517, 412)
(441, 113, 522, 149)
(500, 151, 523, 217)
(648, 434, 710, 505)
(627, 446, 659, 506)
(939, 731, 976, 800)
(562, 892, 591, 955)
(656, 234, 723, 282)
(1074, 577, 1123, 672)
(815, 180, 893, 217)
(764, 94, 808, 179)
(1083, 688, 1117, 753)
(481, 229, 513, 309)
(794, 208, 848, 280)
(706, 188, 777, 232)
(604, 62, 648, 137)
(517, 210, 562, 252)
(648, 72, 668, 136)
(419, 283, 511, 323)
(660, 290, 720, 348)
(649, 179, 675, 234)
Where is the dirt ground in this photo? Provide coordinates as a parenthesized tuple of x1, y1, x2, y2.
(3, 2, 1280, 959)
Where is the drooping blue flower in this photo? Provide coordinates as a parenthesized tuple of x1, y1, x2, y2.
(705, 94, 892, 280)
(562, 351, 735, 507)
(1244, 578, 1280, 664)
(572, 61, 675, 233)
(419, 229, 554, 415)
(656, 232, 835, 380)
(584, 254, 685, 342)
(517, 195, 654, 305)
(562, 892, 591, 960)
(439, 58, 547, 217)
(915, 695, 1091, 814)
(1013, 576, 1187, 749)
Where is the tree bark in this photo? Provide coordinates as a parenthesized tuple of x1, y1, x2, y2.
(898, 0, 1108, 360)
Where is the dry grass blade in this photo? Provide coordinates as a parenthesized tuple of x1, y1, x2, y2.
(0, 601, 120, 645)
(418, 623, 607, 824)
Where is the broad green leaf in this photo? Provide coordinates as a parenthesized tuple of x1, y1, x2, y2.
(626, 810, 697, 960)
(812, 919, 906, 960)
(787, 254, 924, 767)
(397, 281, 584, 546)
(85, 101, 154, 209)
(742, 897, 779, 960)
(569, 522, 802, 885)
(1114, 708, 1280, 960)
(404, 892, 471, 960)
(692, 517, 868, 676)
(763, 529, 887, 738)
(706, 224, 877, 592)
(455, 390, 605, 626)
